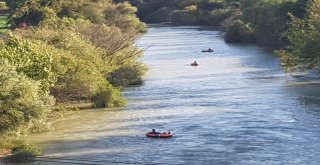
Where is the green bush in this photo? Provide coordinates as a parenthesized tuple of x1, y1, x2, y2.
(0, 59, 53, 135)
(0, 137, 23, 152)
(170, 5, 199, 25)
(104, 2, 146, 32)
(199, 9, 233, 25)
(91, 85, 126, 108)
(12, 144, 42, 155)
(276, 1, 320, 71)
(144, 7, 173, 23)
(6, 0, 147, 108)
(225, 19, 256, 43)
(0, 34, 57, 92)
(6, 144, 42, 163)
(108, 66, 145, 86)
(8, 1, 56, 28)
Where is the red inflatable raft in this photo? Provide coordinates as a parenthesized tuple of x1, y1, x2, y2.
(146, 132, 173, 138)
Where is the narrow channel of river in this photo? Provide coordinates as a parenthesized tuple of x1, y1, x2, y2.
(25, 25, 320, 165)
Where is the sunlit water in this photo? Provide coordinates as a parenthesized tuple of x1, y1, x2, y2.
(24, 25, 320, 165)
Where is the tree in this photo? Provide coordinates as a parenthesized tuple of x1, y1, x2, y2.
(170, 5, 199, 25)
(0, 34, 57, 91)
(8, 0, 56, 28)
(104, 2, 146, 32)
(0, 59, 54, 135)
(277, 0, 320, 71)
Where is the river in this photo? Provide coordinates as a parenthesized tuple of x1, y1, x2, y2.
(24, 25, 320, 165)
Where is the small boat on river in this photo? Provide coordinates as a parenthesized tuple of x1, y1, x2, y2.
(146, 132, 173, 138)
(191, 61, 199, 66)
(201, 49, 214, 52)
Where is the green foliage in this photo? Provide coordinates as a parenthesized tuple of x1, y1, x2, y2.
(277, 0, 320, 71)
(91, 85, 126, 108)
(135, 0, 170, 21)
(104, 2, 146, 32)
(0, 34, 57, 91)
(171, 5, 199, 25)
(143, 7, 174, 23)
(218, 0, 307, 48)
(0, 59, 54, 135)
(7, 144, 42, 163)
(15, 17, 145, 105)
(0, 14, 9, 33)
(199, 8, 233, 25)
(240, 1, 293, 48)
(8, 0, 56, 28)
(12, 144, 42, 155)
(0, 137, 23, 152)
(54, 0, 107, 24)
(225, 19, 255, 43)
(6, 0, 148, 105)
(130, 0, 310, 49)
(129, 0, 233, 25)
(0, 0, 147, 153)
(43, 17, 147, 84)
(108, 65, 146, 86)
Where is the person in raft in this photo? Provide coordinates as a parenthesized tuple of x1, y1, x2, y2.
(192, 61, 198, 65)
(162, 131, 171, 134)
(152, 129, 159, 134)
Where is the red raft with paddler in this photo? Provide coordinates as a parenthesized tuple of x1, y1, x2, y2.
(146, 129, 173, 138)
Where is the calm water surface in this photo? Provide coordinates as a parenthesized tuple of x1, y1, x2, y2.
(24, 25, 320, 165)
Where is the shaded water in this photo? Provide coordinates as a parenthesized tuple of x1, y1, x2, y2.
(25, 25, 320, 164)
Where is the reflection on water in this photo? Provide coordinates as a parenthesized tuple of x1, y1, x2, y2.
(25, 25, 320, 165)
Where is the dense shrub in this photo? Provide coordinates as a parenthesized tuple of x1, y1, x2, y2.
(8, 0, 56, 28)
(0, 138, 23, 153)
(91, 84, 126, 108)
(0, 59, 54, 135)
(199, 9, 233, 25)
(12, 144, 42, 155)
(104, 2, 146, 32)
(225, 19, 255, 43)
(108, 65, 145, 86)
(170, 5, 199, 25)
(276, 1, 320, 71)
(0, 34, 57, 91)
(144, 7, 173, 23)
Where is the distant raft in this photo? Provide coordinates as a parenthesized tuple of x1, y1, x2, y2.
(146, 132, 173, 138)
(201, 49, 214, 52)
(191, 61, 199, 66)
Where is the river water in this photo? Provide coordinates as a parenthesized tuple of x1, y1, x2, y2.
(24, 25, 320, 165)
